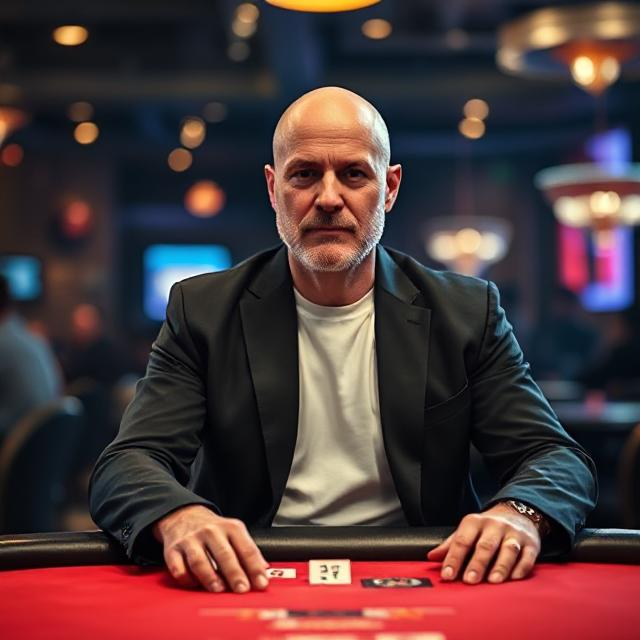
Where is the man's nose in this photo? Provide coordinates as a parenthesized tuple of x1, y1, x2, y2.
(315, 173, 343, 212)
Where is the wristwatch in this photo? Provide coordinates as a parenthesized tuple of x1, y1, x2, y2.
(505, 500, 551, 537)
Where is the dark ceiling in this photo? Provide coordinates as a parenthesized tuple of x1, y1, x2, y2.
(2, 0, 640, 158)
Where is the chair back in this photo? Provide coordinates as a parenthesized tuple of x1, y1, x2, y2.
(619, 422, 640, 528)
(0, 397, 84, 533)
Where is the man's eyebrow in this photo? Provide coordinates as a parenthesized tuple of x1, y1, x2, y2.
(283, 156, 376, 170)
(284, 157, 318, 168)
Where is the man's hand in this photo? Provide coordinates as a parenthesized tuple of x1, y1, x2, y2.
(152, 505, 270, 594)
(426, 503, 542, 584)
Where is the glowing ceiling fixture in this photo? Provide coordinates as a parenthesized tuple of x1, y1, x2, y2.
(53, 25, 89, 47)
(536, 163, 640, 233)
(502, 4, 640, 237)
(497, 3, 640, 95)
(265, 1, 380, 13)
(425, 101, 511, 277)
(425, 217, 512, 277)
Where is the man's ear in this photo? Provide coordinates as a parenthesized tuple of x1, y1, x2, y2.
(384, 164, 402, 212)
(264, 164, 277, 212)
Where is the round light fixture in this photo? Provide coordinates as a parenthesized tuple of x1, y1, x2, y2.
(424, 216, 512, 277)
(265, 1, 380, 12)
(53, 25, 89, 46)
(535, 163, 640, 230)
(497, 3, 640, 95)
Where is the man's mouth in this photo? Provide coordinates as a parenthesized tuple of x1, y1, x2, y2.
(305, 227, 354, 233)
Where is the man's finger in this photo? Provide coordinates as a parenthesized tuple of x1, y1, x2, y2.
(426, 534, 453, 561)
(440, 517, 482, 581)
(511, 544, 539, 580)
(164, 548, 199, 589)
(487, 537, 523, 584)
(461, 527, 504, 584)
(205, 530, 252, 594)
(228, 522, 270, 591)
(182, 544, 225, 593)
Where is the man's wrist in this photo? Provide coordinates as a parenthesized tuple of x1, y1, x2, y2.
(503, 500, 551, 537)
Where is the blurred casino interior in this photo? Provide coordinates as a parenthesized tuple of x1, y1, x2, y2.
(1, 0, 640, 534)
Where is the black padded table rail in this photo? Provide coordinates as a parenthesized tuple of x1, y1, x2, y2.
(1, 527, 639, 570)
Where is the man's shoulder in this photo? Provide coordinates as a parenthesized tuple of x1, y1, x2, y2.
(175, 245, 283, 295)
(381, 246, 489, 300)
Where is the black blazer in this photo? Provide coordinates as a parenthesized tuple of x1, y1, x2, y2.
(89, 245, 597, 563)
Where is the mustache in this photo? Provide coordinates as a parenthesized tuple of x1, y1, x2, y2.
(299, 213, 357, 233)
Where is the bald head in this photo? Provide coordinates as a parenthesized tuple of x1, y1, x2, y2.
(272, 87, 391, 170)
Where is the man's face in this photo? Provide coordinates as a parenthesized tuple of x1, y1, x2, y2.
(266, 115, 399, 273)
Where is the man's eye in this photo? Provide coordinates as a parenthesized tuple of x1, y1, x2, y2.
(345, 168, 366, 179)
(291, 169, 315, 180)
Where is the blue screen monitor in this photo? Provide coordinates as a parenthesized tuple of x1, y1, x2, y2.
(143, 244, 232, 321)
(0, 255, 43, 301)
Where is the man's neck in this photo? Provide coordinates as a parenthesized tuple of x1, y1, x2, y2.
(288, 249, 376, 306)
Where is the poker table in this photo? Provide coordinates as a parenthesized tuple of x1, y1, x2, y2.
(1, 527, 640, 640)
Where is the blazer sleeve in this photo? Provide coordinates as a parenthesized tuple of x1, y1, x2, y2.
(89, 282, 219, 565)
(469, 281, 598, 556)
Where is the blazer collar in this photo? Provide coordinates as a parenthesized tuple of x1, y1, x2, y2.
(240, 246, 298, 522)
(374, 246, 431, 525)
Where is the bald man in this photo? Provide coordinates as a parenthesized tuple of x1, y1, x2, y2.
(90, 87, 596, 594)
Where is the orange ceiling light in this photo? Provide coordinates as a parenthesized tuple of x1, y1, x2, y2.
(0, 106, 29, 147)
(497, 3, 640, 95)
(265, 1, 380, 12)
(53, 25, 89, 46)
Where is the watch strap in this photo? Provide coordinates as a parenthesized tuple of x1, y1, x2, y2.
(505, 500, 551, 537)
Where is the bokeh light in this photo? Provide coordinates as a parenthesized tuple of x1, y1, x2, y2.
(67, 101, 94, 122)
(463, 99, 489, 120)
(458, 117, 485, 139)
(362, 19, 392, 40)
(53, 26, 89, 46)
(184, 181, 226, 217)
(168, 148, 193, 172)
(1, 143, 24, 167)
(74, 122, 99, 144)
(180, 117, 206, 149)
(203, 102, 228, 123)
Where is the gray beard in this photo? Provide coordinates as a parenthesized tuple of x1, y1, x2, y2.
(276, 210, 385, 273)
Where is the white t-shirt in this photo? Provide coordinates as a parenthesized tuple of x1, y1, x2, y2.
(272, 287, 407, 526)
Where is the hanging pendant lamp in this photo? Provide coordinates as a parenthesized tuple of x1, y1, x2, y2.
(265, 1, 380, 13)
(497, 2, 640, 95)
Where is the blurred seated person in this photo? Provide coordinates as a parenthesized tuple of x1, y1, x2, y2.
(530, 287, 600, 381)
(58, 303, 133, 473)
(60, 303, 130, 389)
(578, 308, 640, 400)
(0, 274, 63, 444)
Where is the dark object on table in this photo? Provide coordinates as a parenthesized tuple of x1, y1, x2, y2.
(0, 397, 84, 534)
(1, 527, 639, 570)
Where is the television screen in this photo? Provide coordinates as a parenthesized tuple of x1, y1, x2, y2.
(143, 244, 232, 321)
(0, 255, 43, 301)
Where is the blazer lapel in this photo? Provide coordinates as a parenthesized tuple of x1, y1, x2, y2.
(239, 248, 299, 518)
(375, 246, 431, 525)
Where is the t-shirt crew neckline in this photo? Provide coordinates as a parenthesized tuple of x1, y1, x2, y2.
(293, 287, 374, 321)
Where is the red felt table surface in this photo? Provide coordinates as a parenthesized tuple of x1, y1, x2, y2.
(1, 561, 639, 640)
